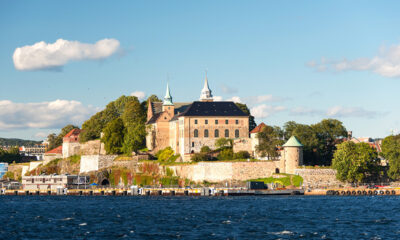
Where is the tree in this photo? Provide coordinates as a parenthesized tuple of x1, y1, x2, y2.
(235, 103, 257, 131)
(283, 119, 347, 166)
(215, 138, 233, 149)
(381, 135, 400, 180)
(200, 146, 211, 153)
(332, 141, 380, 183)
(121, 98, 147, 154)
(256, 125, 283, 158)
(101, 118, 125, 154)
(141, 94, 162, 114)
(80, 95, 140, 142)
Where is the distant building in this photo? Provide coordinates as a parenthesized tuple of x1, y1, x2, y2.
(22, 175, 89, 190)
(43, 145, 63, 164)
(62, 129, 81, 158)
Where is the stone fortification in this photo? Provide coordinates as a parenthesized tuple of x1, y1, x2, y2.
(80, 155, 117, 173)
(295, 168, 341, 188)
(170, 161, 280, 183)
(79, 140, 106, 155)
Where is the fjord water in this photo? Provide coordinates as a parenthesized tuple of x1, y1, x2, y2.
(1, 196, 399, 239)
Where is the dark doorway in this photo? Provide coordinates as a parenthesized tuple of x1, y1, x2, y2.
(275, 168, 280, 174)
(101, 179, 110, 186)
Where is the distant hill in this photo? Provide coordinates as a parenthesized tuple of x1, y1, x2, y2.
(0, 138, 41, 147)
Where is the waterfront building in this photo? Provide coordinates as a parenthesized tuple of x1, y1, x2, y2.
(22, 175, 89, 190)
(146, 75, 250, 161)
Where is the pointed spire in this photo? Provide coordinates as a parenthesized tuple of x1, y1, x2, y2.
(200, 71, 213, 101)
(163, 82, 173, 105)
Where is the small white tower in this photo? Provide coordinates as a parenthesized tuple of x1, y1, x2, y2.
(199, 72, 213, 102)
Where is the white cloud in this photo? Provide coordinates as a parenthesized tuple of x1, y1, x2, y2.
(290, 107, 323, 116)
(245, 95, 287, 105)
(33, 132, 49, 139)
(326, 106, 379, 118)
(308, 43, 400, 77)
(130, 91, 146, 101)
(13, 38, 120, 71)
(213, 96, 223, 101)
(220, 84, 238, 94)
(227, 96, 242, 103)
(0, 99, 97, 130)
(250, 104, 286, 119)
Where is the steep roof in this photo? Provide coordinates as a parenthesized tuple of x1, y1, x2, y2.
(64, 128, 81, 138)
(150, 102, 191, 115)
(45, 145, 62, 154)
(181, 101, 248, 117)
(250, 122, 267, 134)
(283, 136, 303, 147)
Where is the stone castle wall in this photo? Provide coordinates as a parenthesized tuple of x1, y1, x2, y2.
(80, 155, 117, 173)
(170, 161, 280, 183)
(295, 168, 341, 188)
(80, 140, 106, 155)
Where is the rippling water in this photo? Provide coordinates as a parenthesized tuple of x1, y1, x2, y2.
(1, 195, 399, 239)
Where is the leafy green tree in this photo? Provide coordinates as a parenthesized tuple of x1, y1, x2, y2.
(80, 95, 140, 142)
(121, 98, 146, 154)
(283, 119, 347, 166)
(101, 118, 125, 154)
(141, 94, 162, 114)
(235, 103, 257, 131)
(381, 135, 400, 180)
(332, 141, 380, 183)
(218, 148, 234, 160)
(200, 146, 211, 153)
(256, 125, 283, 158)
(215, 138, 233, 149)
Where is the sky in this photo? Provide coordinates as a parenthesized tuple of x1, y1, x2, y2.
(1, 1, 400, 140)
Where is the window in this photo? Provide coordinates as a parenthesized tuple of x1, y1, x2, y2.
(192, 142, 194, 147)
(205, 120, 208, 124)
(194, 129, 198, 138)
(204, 129, 209, 138)
(225, 129, 229, 138)
(215, 129, 219, 138)
(235, 120, 239, 124)
(215, 120, 218, 124)
(195, 119, 198, 124)
(225, 120, 228, 124)
(235, 129, 239, 138)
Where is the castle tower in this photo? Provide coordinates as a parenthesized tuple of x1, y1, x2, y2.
(282, 136, 303, 174)
(199, 72, 213, 102)
(162, 83, 175, 116)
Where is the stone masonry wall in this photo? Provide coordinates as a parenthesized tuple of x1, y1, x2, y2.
(170, 161, 280, 183)
(295, 168, 341, 188)
(80, 155, 117, 173)
(80, 140, 106, 155)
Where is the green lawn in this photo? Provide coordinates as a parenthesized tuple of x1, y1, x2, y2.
(250, 173, 303, 187)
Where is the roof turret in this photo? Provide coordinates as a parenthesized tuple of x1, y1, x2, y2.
(199, 72, 213, 101)
(283, 136, 303, 147)
(163, 82, 173, 106)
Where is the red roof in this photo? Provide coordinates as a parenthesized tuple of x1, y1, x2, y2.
(250, 122, 267, 134)
(63, 128, 81, 138)
(45, 145, 62, 154)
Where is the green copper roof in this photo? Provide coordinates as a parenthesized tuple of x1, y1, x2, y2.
(163, 83, 173, 106)
(283, 136, 303, 147)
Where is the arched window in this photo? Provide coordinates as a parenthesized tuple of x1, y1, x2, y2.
(194, 129, 198, 138)
(235, 129, 239, 138)
(204, 129, 209, 138)
(214, 129, 219, 138)
(225, 129, 229, 138)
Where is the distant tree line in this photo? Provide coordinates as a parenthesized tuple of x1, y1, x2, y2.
(256, 119, 348, 166)
(0, 138, 41, 147)
(0, 147, 21, 164)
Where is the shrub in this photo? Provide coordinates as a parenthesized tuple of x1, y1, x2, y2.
(200, 146, 211, 153)
(233, 151, 250, 159)
(156, 147, 174, 162)
(166, 167, 174, 177)
(191, 153, 209, 162)
(218, 148, 233, 160)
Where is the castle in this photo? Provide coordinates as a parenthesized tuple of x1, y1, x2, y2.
(145, 74, 304, 174)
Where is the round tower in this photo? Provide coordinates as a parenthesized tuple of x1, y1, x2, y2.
(282, 136, 303, 174)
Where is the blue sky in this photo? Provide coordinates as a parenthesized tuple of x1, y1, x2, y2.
(1, 1, 400, 140)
